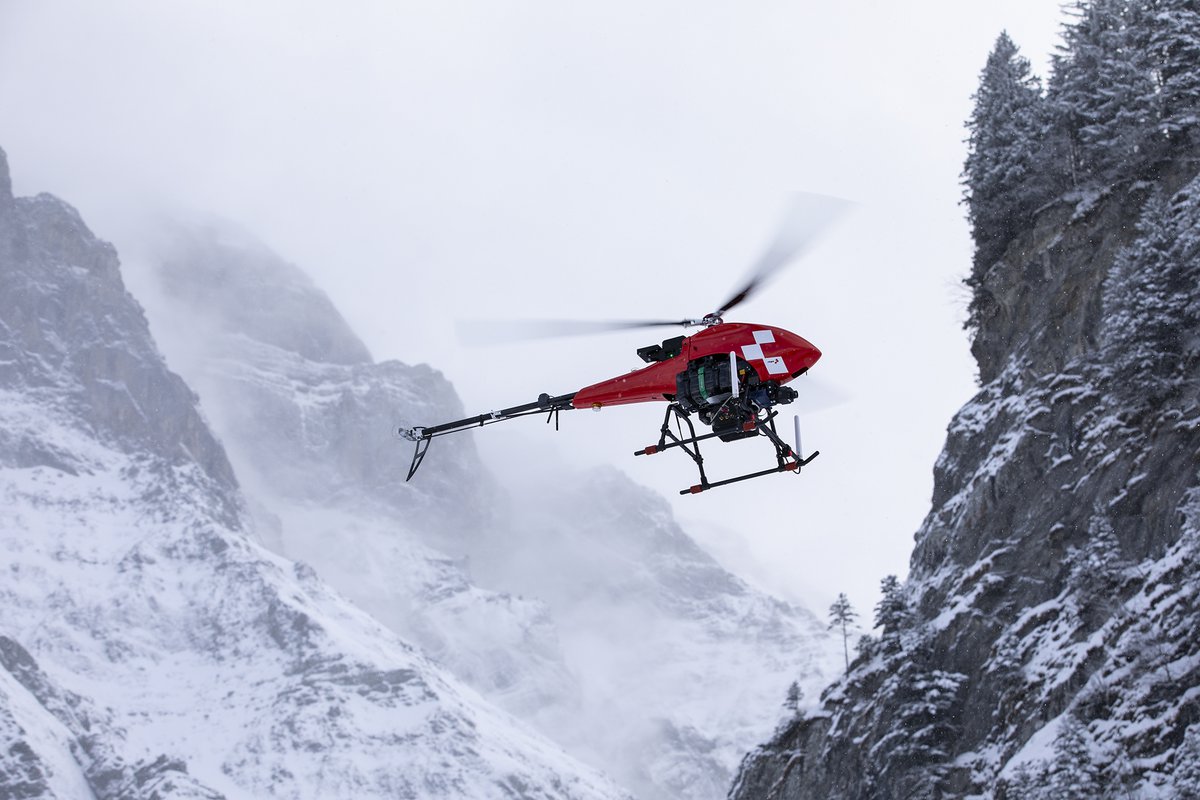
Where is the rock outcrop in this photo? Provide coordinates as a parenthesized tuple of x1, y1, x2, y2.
(733, 7, 1200, 793)
(728, 114, 1200, 800)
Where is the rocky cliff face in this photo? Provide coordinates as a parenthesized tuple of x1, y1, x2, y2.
(729, 168, 1200, 796)
(0, 145, 632, 800)
(0, 170, 238, 525)
(143, 220, 490, 548)
(136, 219, 838, 800)
(141, 218, 580, 716)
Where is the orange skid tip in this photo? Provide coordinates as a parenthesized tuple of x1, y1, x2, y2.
(641, 445, 659, 455)
(688, 484, 706, 494)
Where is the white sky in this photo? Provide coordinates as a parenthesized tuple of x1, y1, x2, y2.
(0, 1, 1064, 620)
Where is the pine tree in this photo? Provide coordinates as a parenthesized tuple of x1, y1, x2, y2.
(963, 32, 1052, 279)
(874, 575, 910, 656)
(1049, 0, 1162, 182)
(1168, 177, 1200, 344)
(854, 632, 877, 661)
(1048, 716, 1102, 799)
(782, 680, 803, 714)
(1102, 188, 1180, 396)
(1176, 723, 1200, 799)
(1102, 747, 1139, 799)
(828, 592, 859, 674)
(1090, 0, 1163, 174)
(1172, 178, 1200, 351)
(1003, 761, 1051, 799)
(1067, 513, 1124, 618)
(1102, 176, 1200, 399)
(1121, 623, 1176, 681)
(991, 633, 1028, 716)
(1044, 0, 1200, 183)
(872, 654, 966, 795)
(1147, 0, 1200, 147)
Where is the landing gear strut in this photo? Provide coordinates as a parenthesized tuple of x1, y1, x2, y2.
(634, 402, 819, 495)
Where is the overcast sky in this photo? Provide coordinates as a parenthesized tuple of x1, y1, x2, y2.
(0, 1, 1066, 619)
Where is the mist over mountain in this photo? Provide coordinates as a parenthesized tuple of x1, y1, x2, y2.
(731, 5, 1200, 798)
(0, 144, 635, 800)
(121, 216, 839, 799)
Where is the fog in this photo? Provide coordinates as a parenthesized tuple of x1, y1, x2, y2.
(0, 0, 1064, 617)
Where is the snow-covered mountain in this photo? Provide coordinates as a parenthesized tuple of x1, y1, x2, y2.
(135, 220, 579, 720)
(0, 144, 633, 800)
(730, 10, 1200, 798)
(133, 217, 838, 799)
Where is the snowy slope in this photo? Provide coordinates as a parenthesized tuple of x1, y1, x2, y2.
(135, 220, 576, 722)
(0, 145, 631, 800)
(0, 445, 625, 800)
(135, 219, 839, 800)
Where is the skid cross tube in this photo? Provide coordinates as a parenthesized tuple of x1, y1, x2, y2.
(634, 402, 819, 495)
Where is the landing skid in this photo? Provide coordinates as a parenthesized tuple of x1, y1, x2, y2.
(634, 403, 818, 495)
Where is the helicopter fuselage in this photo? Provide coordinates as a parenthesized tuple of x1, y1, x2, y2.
(572, 322, 820, 409)
(402, 192, 843, 491)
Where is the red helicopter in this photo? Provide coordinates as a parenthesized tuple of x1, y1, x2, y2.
(399, 195, 846, 495)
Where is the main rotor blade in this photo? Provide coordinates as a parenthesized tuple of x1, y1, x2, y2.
(457, 318, 693, 346)
(714, 192, 853, 318)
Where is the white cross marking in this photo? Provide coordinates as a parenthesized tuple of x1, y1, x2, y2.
(763, 356, 789, 375)
(741, 330, 789, 375)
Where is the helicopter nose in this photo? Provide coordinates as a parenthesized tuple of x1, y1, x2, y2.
(782, 332, 821, 375)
